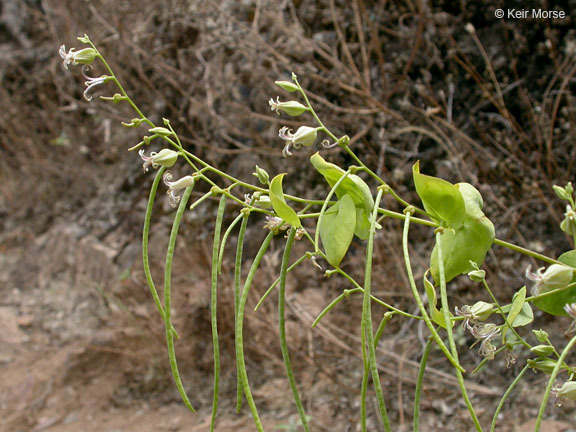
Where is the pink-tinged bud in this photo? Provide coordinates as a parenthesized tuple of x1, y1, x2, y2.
(525, 264, 575, 295)
(269, 97, 307, 116)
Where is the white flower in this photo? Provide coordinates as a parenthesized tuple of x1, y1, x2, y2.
(139, 149, 179, 172)
(59, 45, 96, 70)
(268, 97, 307, 116)
(163, 171, 195, 207)
(278, 126, 318, 157)
(525, 264, 574, 296)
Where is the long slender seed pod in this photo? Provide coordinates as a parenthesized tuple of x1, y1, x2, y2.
(413, 337, 433, 431)
(210, 195, 227, 432)
(236, 231, 274, 432)
(234, 212, 250, 412)
(142, 167, 170, 323)
(279, 227, 310, 431)
(164, 186, 195, 412)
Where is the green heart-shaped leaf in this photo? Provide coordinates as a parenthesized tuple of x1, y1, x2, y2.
(319, 194, 356, 266)
(310, 152, 374, 240)
(413, 161, 466, 228)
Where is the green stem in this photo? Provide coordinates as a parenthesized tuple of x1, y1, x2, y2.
(435, 231, 482, 431)
(210, 195, 227, 431)
(279, 227, 310, 431)
(401, 212, 464, 372)
(312, 288, 421, 327)
(164, 186, 195, 412)
(254, 253, 309, 311)
(362, 188, 392, 431)
(490, 364, 529, 432)
(234, 211, 250, 413)
(236, 233, 273, 432)
(493, 239, 561, 265)
(534, 334, 576, 431)
(413, 337, 433, 432)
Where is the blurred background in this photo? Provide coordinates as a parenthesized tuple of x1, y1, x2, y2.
(0, 0, 575, 430)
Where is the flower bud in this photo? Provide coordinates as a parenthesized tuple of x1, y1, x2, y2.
(253, 165, 270, 185)
(151, 149, 178, 168)
(269, 98, 307, 116)
(530, 345, 555, 357)
(527, 357, 557, 374)
(469, 301, 494, 321)
(561, 205, 576, 236)
(468, 269, 486, 282)
(275, 81, 300, 92)
(533, 329, 549, 343)
(148, 127, 173, 137)
(73, 48, 97, 65)
(553, 185, 570, 201)
(253, 195, 273, 209)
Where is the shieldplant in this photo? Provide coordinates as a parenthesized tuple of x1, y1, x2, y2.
(59, 36, 576, 432)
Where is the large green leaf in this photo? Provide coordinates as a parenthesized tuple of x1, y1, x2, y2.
(430, 182, 495, 284)
(310, 152, 374, 239)
(430, 216, 495, 283)
(319, 194, 356, 266)
(533, 250, 576, 316)
(413, 161, 466, 228)
(269, 174, 301, 227)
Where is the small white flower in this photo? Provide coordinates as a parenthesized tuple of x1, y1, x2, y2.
(278, 126, 318, 157)
(163, 171, 195, 207)
(139, 149, 179, 172)
(59, 45, 96, 70)
(525, 264, 574, 296)
(263, 216, 288, 234)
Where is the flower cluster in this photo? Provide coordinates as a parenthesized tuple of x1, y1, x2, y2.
(456, 302, 499, 360)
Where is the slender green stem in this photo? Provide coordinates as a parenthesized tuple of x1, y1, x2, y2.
(401, 212, 465, 372)
(312, 288, 421, 327)
(535, 334, 576, 431)
(234, 211, 250, 413)
(493, 239, 561, 265)
(210, 195, 227, 431)
(219, 213, 244, 274)
(481, 279, 530, 349)
(236, 232, 273, 431)
(490, 364, 529, 432)
(279, 227, 310, 431)
(413, 337, 433, 432)
(436, 231, 482, 431)
(362, 188, 392, 431)
(378, 208, 437, 227)
(254, 253, 309, 311)
(164, 186, 195, 412)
